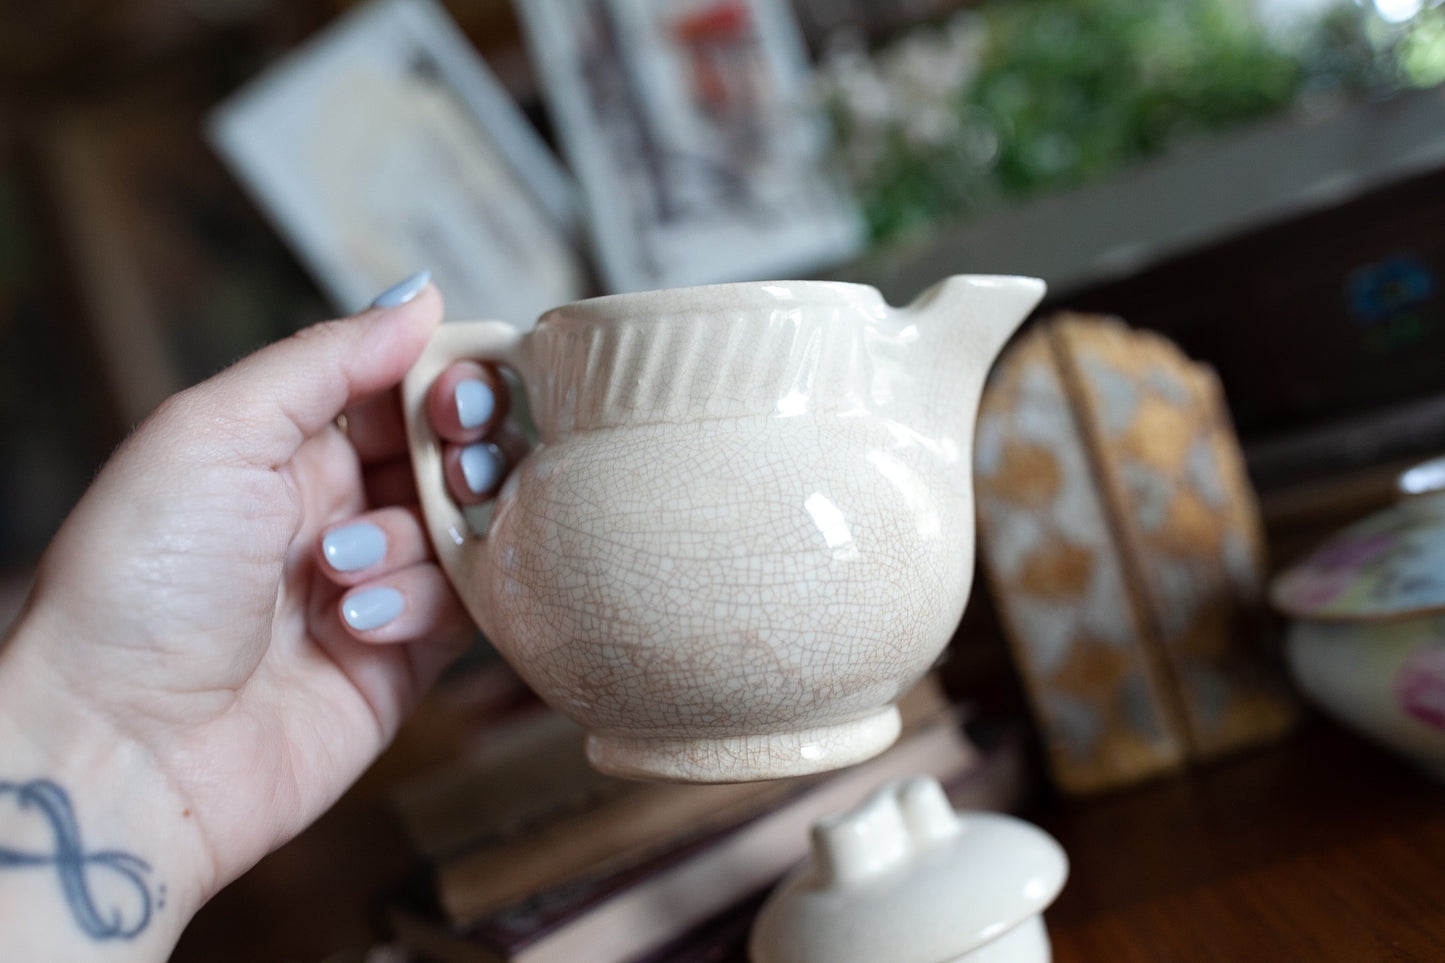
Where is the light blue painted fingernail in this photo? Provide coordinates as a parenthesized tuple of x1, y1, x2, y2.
(322, 522, 387, 573)
(460, 442, 505, 494)
(343, 586, 404, 631)
(455, 379, 496, 430)
(371, 270, 431, 308)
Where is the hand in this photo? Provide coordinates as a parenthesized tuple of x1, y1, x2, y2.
(0, 276, 523, 960)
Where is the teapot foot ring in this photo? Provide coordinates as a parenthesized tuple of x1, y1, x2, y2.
(585, 708, 902, 783)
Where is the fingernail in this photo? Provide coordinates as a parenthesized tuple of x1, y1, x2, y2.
(460, 442, 505, 494)
(343, 586, 404, 631)
(322, 522, 387, 572)
(455, 379, 496, 430)
(371, 270, 431, 308)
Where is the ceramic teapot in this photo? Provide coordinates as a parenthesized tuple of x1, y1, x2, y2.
(404, 276, 1046, 782)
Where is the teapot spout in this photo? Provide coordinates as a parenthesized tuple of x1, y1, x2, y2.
(905, 275, 1047, 374)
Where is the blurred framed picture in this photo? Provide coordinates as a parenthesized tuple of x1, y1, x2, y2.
(516, 0, 865, 293)
(207, 0, 586, 328)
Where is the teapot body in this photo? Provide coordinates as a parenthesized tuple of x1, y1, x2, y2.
(408, 278, 1045, 782)
(480, 410, 977, 780)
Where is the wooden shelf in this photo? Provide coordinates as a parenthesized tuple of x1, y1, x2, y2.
(831, 85, 1445, 306)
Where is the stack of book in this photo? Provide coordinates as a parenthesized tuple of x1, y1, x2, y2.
(381, 671, 1029, 963)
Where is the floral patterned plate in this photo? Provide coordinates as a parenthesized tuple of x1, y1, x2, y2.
(1269, 491, 1445, 623)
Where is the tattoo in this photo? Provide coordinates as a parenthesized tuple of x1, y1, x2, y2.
(0, 779, 158, 940)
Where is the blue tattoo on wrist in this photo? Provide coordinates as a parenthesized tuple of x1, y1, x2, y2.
(0, 779, 157, 940)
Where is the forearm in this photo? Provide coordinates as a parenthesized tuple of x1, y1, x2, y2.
(0, 627, 211, 962)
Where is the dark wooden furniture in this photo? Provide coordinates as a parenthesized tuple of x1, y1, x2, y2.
(1037, 720, 1445, 962)
(168, 696, 1445, 962)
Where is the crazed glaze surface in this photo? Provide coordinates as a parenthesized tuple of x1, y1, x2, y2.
(404, 277, 1045, 782)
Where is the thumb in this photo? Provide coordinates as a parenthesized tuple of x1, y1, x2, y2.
(179, 276, 443, 468)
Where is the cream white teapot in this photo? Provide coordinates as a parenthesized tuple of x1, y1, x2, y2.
(404, 276, 1045, 782)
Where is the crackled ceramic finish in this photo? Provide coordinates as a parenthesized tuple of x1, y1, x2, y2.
(404, 277, 1044, 782)
(748, 776, 1068, 963)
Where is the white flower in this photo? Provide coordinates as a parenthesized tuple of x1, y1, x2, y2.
(880, 12, 988, 104)
(904, 102, 961, 148)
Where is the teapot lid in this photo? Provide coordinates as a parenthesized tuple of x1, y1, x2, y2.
(748, 777, 1067, 963)
(1270, 489, 1445, 622)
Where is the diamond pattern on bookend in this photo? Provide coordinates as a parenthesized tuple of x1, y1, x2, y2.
(976, 314, 1296, 794)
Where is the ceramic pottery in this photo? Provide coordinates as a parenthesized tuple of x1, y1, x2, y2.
(975, 314, 1295, 795)
(404, 277, 1045, 782)
(748, 776, 1068, 963)
(1270, 487, 1445, 780)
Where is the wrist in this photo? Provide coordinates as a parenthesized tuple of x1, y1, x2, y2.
(0, 618, 214, 960)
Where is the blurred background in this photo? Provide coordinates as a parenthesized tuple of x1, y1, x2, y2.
(3, 0, 1445, 578)
(5, 0, 1445, 957)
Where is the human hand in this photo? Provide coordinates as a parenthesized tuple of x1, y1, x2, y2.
(0, 274, 523, 960)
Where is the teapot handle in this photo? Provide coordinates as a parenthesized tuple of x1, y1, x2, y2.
(402, 321, 529, 614)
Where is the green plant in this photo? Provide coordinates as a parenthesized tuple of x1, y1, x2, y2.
(971, 0, 1300, 199)
(819, 0, 1437, 247)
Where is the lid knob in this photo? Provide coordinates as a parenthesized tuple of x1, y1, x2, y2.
(750, 775, 1068, 963)
(897, 775, 962, 845)
(812, 783, 911, 886)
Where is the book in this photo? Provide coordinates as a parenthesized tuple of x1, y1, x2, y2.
(390, 676, 952, 921)
(626, 729, 1028, 963)
(387, 708, 996, 963)
(434, 771, 801, 922)
(389, 709, 622, 863)
(625, 890, 766, 963)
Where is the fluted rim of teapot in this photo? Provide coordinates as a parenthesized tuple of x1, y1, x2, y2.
(538, 279, 890, 324)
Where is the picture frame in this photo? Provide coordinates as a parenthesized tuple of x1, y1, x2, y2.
(515, 0, 866, 294)
(207, 0, 587, 328)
